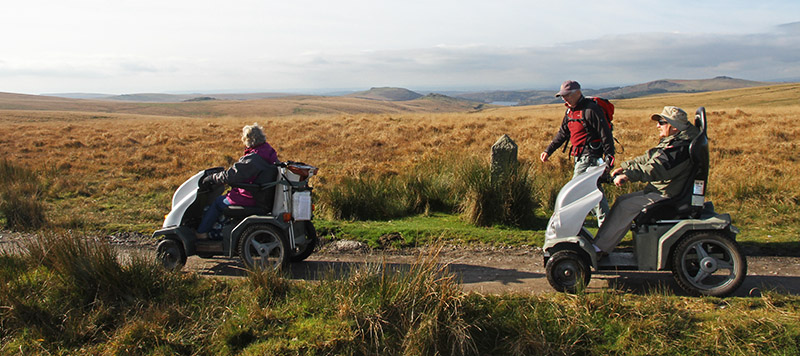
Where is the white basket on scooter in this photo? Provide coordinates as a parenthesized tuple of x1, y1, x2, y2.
(292, 191, 312, 221)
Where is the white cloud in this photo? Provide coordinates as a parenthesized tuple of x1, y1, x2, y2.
(2, 0, 800, 93)
(257, 24, 800, 90)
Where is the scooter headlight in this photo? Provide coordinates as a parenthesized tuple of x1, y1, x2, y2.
(545, 212, 560, 240)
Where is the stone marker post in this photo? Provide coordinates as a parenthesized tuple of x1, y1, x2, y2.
(491, 134, 518, 183)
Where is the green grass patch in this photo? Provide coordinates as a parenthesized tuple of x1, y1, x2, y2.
(315, 212, 545, 248)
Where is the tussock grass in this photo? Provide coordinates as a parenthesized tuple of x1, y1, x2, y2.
(326, 247, 476, 355)
(318, 155, 460, 221)
(318, 154, 541, 229)
(0, 160, 47, 230)
(457, 157, 539, 227)
(320, 175, 410, 220)
(20, 231, 166, 306)
(0, 231, 212, 352)
(399, 155, 459, 214)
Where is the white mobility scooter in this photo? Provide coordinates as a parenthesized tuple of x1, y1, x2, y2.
(543, 107, 747, 296)
(153, 161, 318, 270)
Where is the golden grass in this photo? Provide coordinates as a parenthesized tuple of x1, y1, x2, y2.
(1, 84, 799, 237)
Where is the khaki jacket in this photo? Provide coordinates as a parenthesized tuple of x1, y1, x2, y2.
(621, 125, 700, 197)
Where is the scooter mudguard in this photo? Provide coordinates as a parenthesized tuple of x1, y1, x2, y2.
(153, 225, 197, 256)
(544, 164, 606, 245)
(654, 213, 735, 270)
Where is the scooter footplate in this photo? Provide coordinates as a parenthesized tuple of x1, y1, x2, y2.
(195, 240, 224, 255)
(597, 252, 638, 270)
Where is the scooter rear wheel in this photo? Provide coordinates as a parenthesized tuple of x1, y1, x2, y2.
(238, 224, 290, 270)
(289, 221, 318, 262)
(546, 250, 591, 293)
(671, 231, 747, 297)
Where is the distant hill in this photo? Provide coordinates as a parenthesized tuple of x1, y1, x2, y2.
(183, 96, 217, 102)
(0, 91, 479, 118)
(346, 87, 423, 101)
(3, 77, 790, 119)
(42, 93, 114, 100)
(45, 92, 295, 102)
(40, 76, 776, 106)
(455, 90, 554, 105)
(456, 76, 776, 106)
(595, 76, 773, 99)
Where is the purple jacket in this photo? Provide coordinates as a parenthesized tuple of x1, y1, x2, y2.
(210, 142, 279, 206)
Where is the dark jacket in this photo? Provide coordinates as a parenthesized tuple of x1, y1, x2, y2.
(544, 96, 615, 159)
(209, 142, 279, 206)
(621, 125, 700, 197)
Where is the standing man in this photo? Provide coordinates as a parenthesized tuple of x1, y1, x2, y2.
(593, 106, 700, 253)
(540, 80, 615, 227)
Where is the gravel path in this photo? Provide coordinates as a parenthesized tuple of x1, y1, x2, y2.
(183, 243, 800, 297)
(3, 231, 798, 297)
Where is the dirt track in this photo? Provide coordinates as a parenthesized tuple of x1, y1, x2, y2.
(182, 244, 800, 297)
(2, 230, 797, 297)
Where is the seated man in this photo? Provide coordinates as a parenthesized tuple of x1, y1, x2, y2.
(593, 106, 700, 253)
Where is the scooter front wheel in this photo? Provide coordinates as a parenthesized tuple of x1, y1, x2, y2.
(238, 224, 290, 270)
(671, 231, 747, 297)
(546, 250, 591, 293)
(156, 238, 186, 271)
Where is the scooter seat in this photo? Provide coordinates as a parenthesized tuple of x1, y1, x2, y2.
(634, 199, 714, 226)
(223, 205, 270, 218)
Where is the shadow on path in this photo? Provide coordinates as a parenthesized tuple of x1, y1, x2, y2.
(189, 255, 800, 297)
(597, 271, 800, 297)
(286, 260, 544, 287)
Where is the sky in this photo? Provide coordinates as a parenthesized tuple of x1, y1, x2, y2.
(1, 0, 799, 94)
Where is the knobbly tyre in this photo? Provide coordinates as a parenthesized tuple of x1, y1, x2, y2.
(543, 108, 747, 297)
(153, 161, 319, 270)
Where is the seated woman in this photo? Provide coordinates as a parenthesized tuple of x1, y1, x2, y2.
(196, 123, 279, 239)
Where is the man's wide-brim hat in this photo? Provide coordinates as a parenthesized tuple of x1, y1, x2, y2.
(651, 106, 690, 131)
(555, 80, 580, 97)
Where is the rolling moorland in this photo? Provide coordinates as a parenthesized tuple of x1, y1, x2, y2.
(1, 82, 798, 246)
(1, 82, 800, 354)
(0, 90, 481, 119)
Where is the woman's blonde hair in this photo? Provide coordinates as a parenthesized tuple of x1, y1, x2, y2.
(241, 123, 266, 148)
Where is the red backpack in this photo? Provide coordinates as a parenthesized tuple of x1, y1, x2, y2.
(563, 97, 622, 155)
(589, 97, 614, 130)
